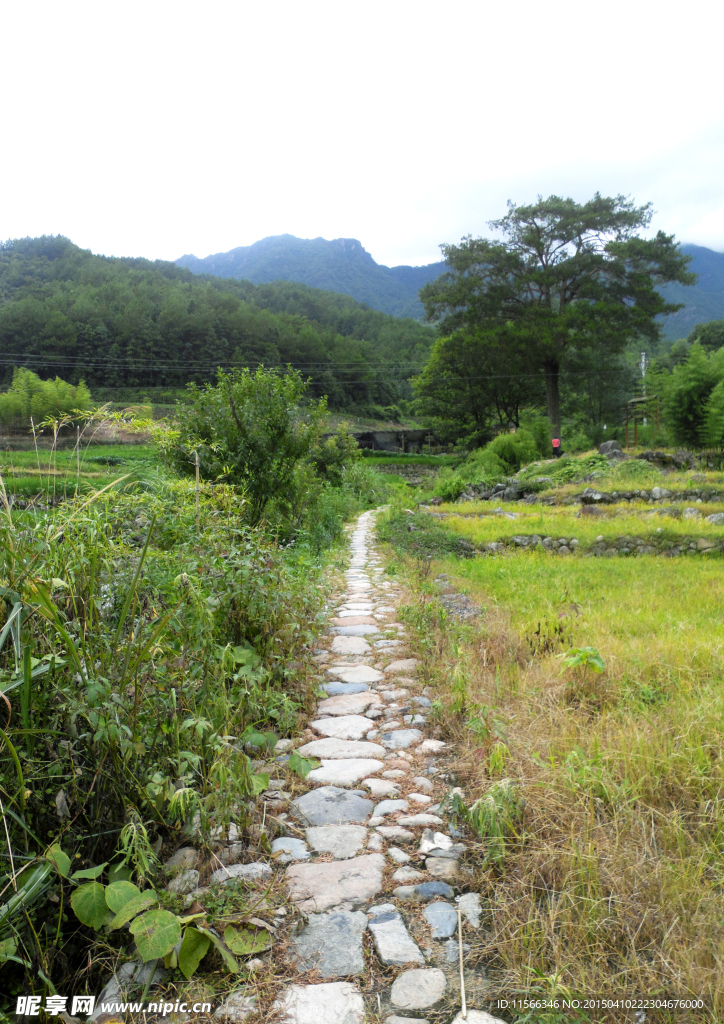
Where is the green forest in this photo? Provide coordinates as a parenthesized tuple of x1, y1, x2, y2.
(0, 236, 435, 414)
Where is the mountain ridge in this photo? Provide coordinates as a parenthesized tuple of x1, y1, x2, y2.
(177, 235, 724, 339)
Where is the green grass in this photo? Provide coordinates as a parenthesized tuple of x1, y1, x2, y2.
(381, 505, 724, 1017)
(0, 444, 159, 499)
(360, 452, 462, 466)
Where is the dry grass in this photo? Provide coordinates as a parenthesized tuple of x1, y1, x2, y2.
(381, 525, 724, 1023)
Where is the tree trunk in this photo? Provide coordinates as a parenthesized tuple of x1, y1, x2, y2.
(544, 361, 561, 439)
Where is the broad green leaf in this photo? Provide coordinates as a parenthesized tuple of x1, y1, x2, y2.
(45, 845, 71, 877)
(105, 880, 141, 912)
(178, 926, 211, 979)
(71, 862, 108, 881)
(108, 861, 133, 883)
(288, 751, 319, 779)
(0, 936, 18, 960)
(109, 891, 157, 930)
(71, 882, 108, 929)
(129, 909, 181, 962)
(250, 773, 269, 795)
(197, 926, 239, 973)
(224, 924, 272, 956)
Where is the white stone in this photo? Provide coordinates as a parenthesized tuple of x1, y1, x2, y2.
(326, 665, 384, 684)
(380, 729, 423, 750)
(457, 892, 481, 928)
(418, 740, 447, 754)
(317, 692, 382, 716)
(373, 798, 409, 816)
(305, 825, 368, 860)
(298, 737, 386, 759)
(376, 826, 416, 843)
(408, 793, 432, 805)
(398, 814, 444, 827)
(311, 715, 378, 741)
(387, 847, 411, 864)
(411, 776, 434, 792)
(366, 832, 384, 851)
(393, 866, 424, 882)
(362, 778, 401, 797)
(390, 968, 446, 1009)
(286, 854, 385, 913)
(273, 982, 364, 1024)
(366, 903, 424, 965)
(271, 837, 310, 864)
(331, 636, 371, 656)
(384, 659, 419, 674)
(307, 759, 384, 786)
(210, 862, 272, 885)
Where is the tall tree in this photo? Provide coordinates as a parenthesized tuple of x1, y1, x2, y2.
(420, 194, 694, 436)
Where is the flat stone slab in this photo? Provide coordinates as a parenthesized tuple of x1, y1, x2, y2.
(307, 759, 384, 787)
(366, 903, 424, 965)
(337, 608, 373, 616)
(305, 825, 368, 859)
(398, 814, 444, 826)
(286, 854, 385, 913)
(317, 692, 381, 716)
(311, 715, 377, 741)
(210, 862, 272, 885)
(384, 658, 419, 674)
(330, 616, 378, 626)
(458, 892, 481, 927)
(321, 680, 369, 696)
(326, 665, 384, 684)
(380, 729, 423, 750)
(331, 636, 371, 656)
(394, 881, 455, 901)
(298, 737, 386, 759)
(292, 910, 367, 976)
(424, 901, 458, 937)
(292, 787, 374, 826)
(274, 982, 365, 1024)
(271, 837, 310, 864)
(376, 825, 416, 843)
(390, 968, 446, 1009)
(332, 625, 380, 636)
(373, 798, 409, 816)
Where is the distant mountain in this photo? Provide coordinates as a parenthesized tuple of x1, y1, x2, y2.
(176, 236, 724, 338)
(176, 235, 447, 320)
(659, 244, 724, 339)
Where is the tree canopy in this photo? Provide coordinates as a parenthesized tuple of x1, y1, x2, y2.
(420, 194, 694, 435)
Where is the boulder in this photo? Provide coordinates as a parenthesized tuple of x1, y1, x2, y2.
(598, 440, 622, 455)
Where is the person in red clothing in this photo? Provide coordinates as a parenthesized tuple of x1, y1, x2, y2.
(552, 437, 562, 458)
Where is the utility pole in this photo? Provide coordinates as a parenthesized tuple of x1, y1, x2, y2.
(639, 352, 648, 428)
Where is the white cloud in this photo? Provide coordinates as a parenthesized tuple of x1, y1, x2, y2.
(3, 0, 724, 266)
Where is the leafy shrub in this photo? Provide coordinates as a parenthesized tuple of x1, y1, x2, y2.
(484, 428, 538, 470)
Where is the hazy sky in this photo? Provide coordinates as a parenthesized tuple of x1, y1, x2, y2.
(4, 0, 724, 268)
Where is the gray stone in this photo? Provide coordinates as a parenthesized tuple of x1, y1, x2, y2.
(367, 833, 384, 851)
(395, 881, 455, 901)
(398, 814, 444, 827)
(380, 729, 423, 750)
(317, 692, 382, 716)
(307, 759, 384, 786)
(363, 777, 401, 797)
(598, 440, 622, 455)
(707, 513, 724, 525)
(458, 891, 481, 928)
(292, 786, 374, 826)
(390, 968, 446, 1009)
(210, 862, 272, 885)
(271, 837, 310, 864)
(214, 991, 257, 1021)
(297, 737, 386, 759)
(387, 847, 411, 864)
(417, 739, 447, 754)
(386, 1018, 429, 1024)
(286, 854, 385, 912)
(164, 847, 199, 872)
(311, 715, 379, 741)
(292, 910, 367, 976)
(321, 680, 369, 696)
(412, 776, 434, 792)
(167, 869, 200, 894)
(366, 903, 424, 965)
(333, 625, 380, 636)
(393, 866, 424, 881)
(407, 791, 431, 803)
(305, 825, 368, 859)
(273, 982, 365, 1024)
(376, 825, 416, 843)
(424, 901, 457, 937)
(373, 798, 409, 816)
(384, 658, 419, 674)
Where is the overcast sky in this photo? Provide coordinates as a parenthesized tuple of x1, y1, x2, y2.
(4, 0, 724, 268)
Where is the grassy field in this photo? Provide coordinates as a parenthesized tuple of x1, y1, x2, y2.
(379, 504, 724, 1021)
(0, 443, 159, 500)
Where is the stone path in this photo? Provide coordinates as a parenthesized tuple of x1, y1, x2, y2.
(269, 510, 504, 1024)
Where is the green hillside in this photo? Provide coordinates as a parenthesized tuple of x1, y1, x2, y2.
(0, 236, 436, 411)
(176, 234, 447, 319)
